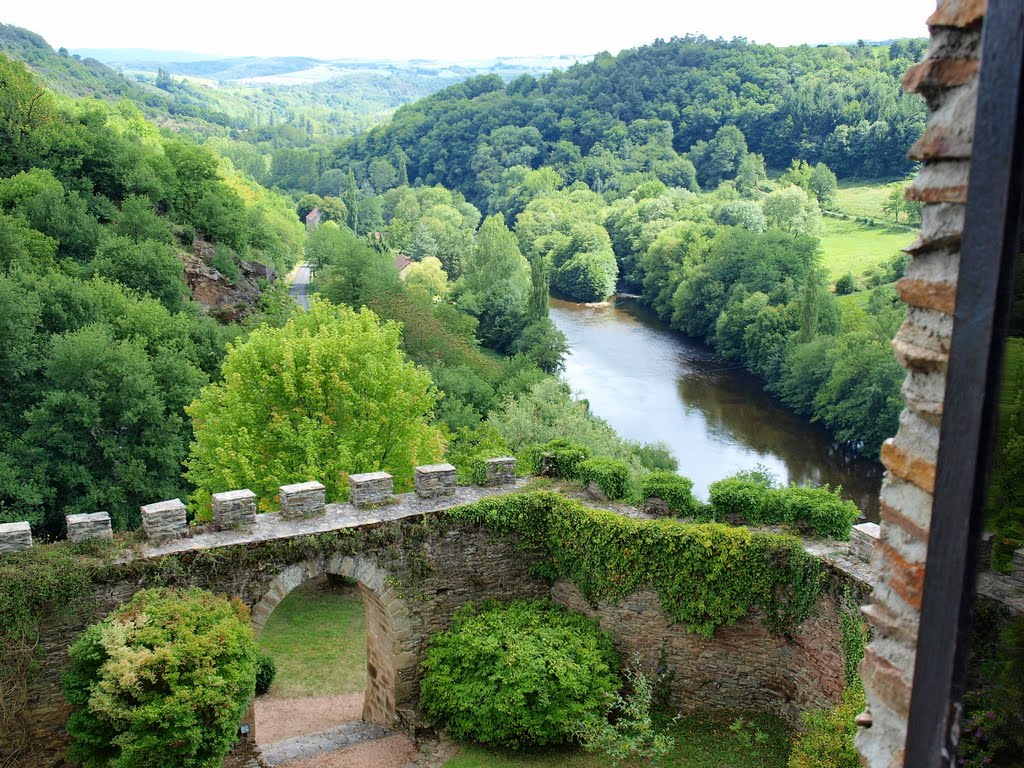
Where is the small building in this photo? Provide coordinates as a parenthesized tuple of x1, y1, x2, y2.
(393, 253, 412, 280)
(305, 206, 321, 233)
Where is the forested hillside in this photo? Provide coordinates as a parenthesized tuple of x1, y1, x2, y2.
(0, 53, 303, 535)
(330, 36, 926, 209)
(0, 23, 241, 132)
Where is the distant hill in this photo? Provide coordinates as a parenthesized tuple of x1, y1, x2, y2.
(0, 25, 590, 142)
(75, 48, 591, 86)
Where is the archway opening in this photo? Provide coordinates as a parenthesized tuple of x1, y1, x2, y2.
(255, 574, 368, 743)
(246, 558, 418, 767)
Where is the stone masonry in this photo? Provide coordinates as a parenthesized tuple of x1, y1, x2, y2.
(414, 463, 456, 498)
(484, 457, 517, 486)
(857, 2, 985, 766)
(140, 499, 187, 542)
(66, 512, 113, 544)
(212, 489, 257, 529)
(279, 481, 326, 519)
(348, 472, 394, 508)
(0, 521, 32, 553)
(850, 522, 881, 564)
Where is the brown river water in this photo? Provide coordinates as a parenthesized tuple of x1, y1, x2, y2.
(549, 296, 882, 521)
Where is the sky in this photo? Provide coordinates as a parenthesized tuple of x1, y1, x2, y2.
(4, 1, 936, 61)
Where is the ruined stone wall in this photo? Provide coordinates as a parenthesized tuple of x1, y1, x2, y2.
(554, 566, 868, 723)
(11, 518, 550, 768)
(857, 2, 985, 765)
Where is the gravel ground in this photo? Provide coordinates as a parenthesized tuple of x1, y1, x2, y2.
(270, 734, 417, 768)
(255, 694, 418, 768)
(256, 694, 365, 744)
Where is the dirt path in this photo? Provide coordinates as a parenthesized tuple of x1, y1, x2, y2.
(254, 694, 419, 768)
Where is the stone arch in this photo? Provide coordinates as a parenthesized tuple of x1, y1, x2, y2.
(249, 555, 415, 728)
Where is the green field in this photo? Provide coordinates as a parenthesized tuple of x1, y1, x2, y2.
(833, 183, 895, 220)
(819, 216, 915, 281)
(442, 713, 791, 768)
(257, 576, 367, 698)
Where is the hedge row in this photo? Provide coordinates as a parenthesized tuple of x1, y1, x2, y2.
(445, 491, 822, 637)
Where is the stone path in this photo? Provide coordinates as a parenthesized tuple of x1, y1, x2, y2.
(259, 721, 392, 766)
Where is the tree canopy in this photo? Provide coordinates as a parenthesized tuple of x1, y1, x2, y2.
(185, 299, 444, 514)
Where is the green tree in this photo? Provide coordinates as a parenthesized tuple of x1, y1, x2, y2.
(882, 185, 905, 224)
(454, 214, 531, 351)
(87, 234, 188, 311)
(404, 256, 448, 299)
(185, 300, 443, 514)
(114, 194, 173, 244)
(24, 324, 200, 531)
(763, 186, 821, 236)
(809, 162, 838, 207)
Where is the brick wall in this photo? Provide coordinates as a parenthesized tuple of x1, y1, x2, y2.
(857, 2, 985, 765)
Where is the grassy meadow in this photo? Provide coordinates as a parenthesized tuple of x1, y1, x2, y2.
(819, 216, 915, 281)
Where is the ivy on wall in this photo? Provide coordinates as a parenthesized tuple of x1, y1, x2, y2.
(445, 491, 823, 637)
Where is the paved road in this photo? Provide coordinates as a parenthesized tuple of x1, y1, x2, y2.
(289, 263, 312, 310)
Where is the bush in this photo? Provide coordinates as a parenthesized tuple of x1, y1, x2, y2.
(708, 471, 859, 539)
(255, 651, 277, 696)
(639, 472, 699, 516)
(527, 438, 591, 479)
(779, 485, 860, 540)
(787, 681, 864, 768)
(708, 477, 774, 522)
(420, 599, 621, 748)
(834, 273, 857, 295)
(578, 457, 632, 500)
(62, 587, 258, 768)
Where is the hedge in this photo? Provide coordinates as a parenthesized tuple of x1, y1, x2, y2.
(639, 471, 701, 516)
(708, 474, 860, 539)
(445, 491, 822, 637)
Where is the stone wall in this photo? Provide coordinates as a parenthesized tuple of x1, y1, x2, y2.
(7, 511, 550, 768)
(554, 567, 867, 723)
(4, 481, 876, 768)
(857, 2, 985, 766)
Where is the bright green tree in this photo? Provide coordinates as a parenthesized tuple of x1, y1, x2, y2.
(185, 299, 443, 515)
(404, 256, 448, 299)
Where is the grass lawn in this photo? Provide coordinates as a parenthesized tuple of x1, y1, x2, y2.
(833, 182, 898, 221)
(257, 575, 367, 698)
(819, 216, 915, 281)
(441, 713, 792, 768)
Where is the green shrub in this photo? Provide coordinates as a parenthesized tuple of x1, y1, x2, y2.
(708, 471, 859, 539)
(779, 485, 860, 540)
(708, 477, 773, 521)
(526, 438, 592, 479)
(62, 587, 258, 768)
(787, 681, 864, 768)
(420, 599, 620, 748)
(639, 472, 699, 516)
(578, 457, 632, 500)
(255, 651, 277, 696)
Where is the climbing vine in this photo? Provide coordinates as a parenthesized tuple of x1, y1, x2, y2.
(445, 491, 823, 637)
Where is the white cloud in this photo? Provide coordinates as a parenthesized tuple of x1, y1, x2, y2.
(4, 0, 934, 60)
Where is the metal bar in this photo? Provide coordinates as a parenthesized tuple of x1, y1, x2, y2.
(904, 1, 1024, 766)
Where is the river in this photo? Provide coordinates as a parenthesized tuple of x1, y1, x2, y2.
(549, 297, 882, 520)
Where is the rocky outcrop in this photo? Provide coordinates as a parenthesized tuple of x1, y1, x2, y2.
(181, 238, 277, 322)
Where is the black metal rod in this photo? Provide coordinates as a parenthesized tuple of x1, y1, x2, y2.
(904, 1, 1024, 766)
